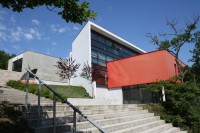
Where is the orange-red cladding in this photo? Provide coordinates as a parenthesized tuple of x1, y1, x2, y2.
(107, 50, 181, 88)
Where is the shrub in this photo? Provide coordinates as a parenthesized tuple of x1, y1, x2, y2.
(150, 81, 200, 132)
(6, 80, 25, 91)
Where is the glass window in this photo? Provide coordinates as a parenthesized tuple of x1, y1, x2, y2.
(106, 56, 113, 62)
(98, 53, 106, 61)
(12, 58, 23, 72)
(92, 57, 98, 64)
(91, 50, 98, 58)
(98, 60, 106, 67)
(98, 36, 105, 44)
(105, 39, 112, 46)
(91, 32, 98, 40)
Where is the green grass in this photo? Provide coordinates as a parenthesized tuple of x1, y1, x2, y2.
(45, 85, 92, 99)
(6, 80, 91, 102)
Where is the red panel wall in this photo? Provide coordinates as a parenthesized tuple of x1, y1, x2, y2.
(107, 50, 182, 88)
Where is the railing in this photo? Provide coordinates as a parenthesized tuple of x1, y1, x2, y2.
(24, 68, 107, 133)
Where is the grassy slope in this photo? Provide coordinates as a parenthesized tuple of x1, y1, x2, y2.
(6, 80, 91, 101)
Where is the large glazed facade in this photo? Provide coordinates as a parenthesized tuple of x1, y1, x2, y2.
(71, 21, 145, 101)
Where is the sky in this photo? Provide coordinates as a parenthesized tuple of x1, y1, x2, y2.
(0, 0, 200, 65)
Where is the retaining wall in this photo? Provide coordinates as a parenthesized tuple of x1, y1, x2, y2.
(0, 69, 23, 85)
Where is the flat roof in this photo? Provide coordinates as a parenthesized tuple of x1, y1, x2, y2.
(73, 21, 146, 54)
(12, 50, 62, 59)
(89, 21, 146, 54)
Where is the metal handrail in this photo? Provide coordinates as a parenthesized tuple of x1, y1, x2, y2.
(25, 68, 107, 133)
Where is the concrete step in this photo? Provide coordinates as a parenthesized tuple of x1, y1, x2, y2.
(109, 120, 165, 133)
(140, 124, 172, 133)
(33, 116, 161, 133)
(68, 113, 155, 130)
(161, 127, 180, 133)
(21, 104, 139, 112)
(27, 116, 73, 128)
(27, 109, 148, 121)
(78, 117, 162, 133)
(28, 112, 154, 128)
(23, 107, 143, 119)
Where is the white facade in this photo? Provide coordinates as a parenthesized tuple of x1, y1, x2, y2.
(71, 21, 146, 102)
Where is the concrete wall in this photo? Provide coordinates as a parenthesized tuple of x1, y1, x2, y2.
(8, 51, 68, 85)
(96, 86, 123, 102)
(22, 51, 67, 83)
(0, 69, 23, 85)
(71, 22, 93, 96)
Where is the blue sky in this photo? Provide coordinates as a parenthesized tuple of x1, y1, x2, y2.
(0, 0, 200, 65)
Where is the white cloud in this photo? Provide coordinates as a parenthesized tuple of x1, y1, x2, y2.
(10, 30, 21, 41)
(52, 41, 57, 45)
(0, 25, 43, 42)
(32, 19, 40, 25)
(0, 23, 6, 31)
(29, 28, 42, 39)
(73, 26, 79, 31)
(9, 26, 23, 42)
(50, 24, 70, 33)
(58, 27, 66, 33)
(24, 33, 33, 40)
(0, 31, 8, 42)
(13, 45, 21, 50)
(10, 16, 16, 23)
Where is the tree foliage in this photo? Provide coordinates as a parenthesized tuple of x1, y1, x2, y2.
(80, 62, 101, 83)
(150, 81, 200, 131)
(0, 0, 96, 24)
(0, 50, 15, 70)
(147, 16, 200, 70)
(80, 61, 92, 81)
(56, 57, 80, 85)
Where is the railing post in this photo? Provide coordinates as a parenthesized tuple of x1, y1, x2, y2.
(53, 94, 56, 133)
(73, 110, 76, 132)
(37, 81, 41, 129)
(25, 72, 29, 113)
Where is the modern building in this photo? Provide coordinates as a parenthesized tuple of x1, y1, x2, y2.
(8, 51, 68, 85)
(71, 21, 183, 103)
(71, 21, 146, 102)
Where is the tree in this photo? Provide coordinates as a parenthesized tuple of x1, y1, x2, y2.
(190, 31, 200, 83)
(0, 50, 15, 70)
(80, 61, 101, 82)
(147, 16, 200, 70)
(80, 61, 92, 81)
(56, 57, 80, 85)
(0, 0, 96, 24)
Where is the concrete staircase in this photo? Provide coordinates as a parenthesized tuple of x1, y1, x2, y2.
(0, 86, 59, 105)
(0, 86, 187, 133)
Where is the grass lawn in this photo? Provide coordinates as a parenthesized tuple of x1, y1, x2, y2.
(6, 80, 91, 102)
(43, 85, 92, 99)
